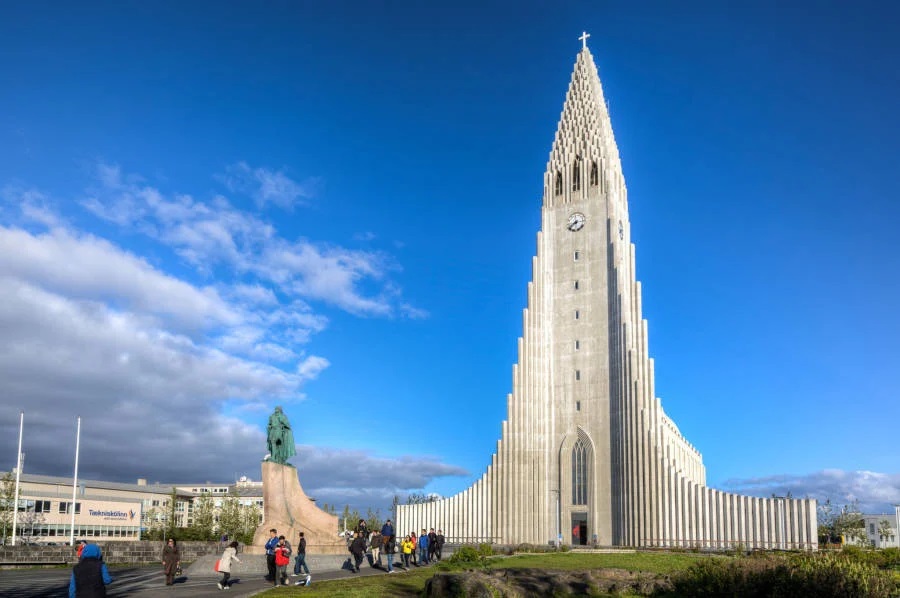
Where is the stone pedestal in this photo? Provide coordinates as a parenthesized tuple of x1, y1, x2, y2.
(248, 461, 345, 555)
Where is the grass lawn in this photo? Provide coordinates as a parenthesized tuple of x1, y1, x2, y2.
(254, 551, 713, 597)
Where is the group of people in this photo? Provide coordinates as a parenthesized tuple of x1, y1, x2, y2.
(345, 518, 446, 574)
(263, 527, 312, 588)
(68, 521, 446, 595)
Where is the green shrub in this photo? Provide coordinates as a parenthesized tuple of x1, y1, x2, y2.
(477, 542, 494, 557)
(665, 552, 898, 598)
(446, 545, 486, 567)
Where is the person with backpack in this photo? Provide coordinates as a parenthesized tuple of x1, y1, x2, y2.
(69, 543, 112, 597)
(349, 533, 367, 573)
(369, 530, 383, 568)
(385, 534, 397, 573)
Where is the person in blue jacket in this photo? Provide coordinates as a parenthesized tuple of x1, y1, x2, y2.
(69, 543, 112, 597)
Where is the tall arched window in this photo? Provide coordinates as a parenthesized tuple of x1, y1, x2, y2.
(590, 161, 598, 186)
(554, 171, 562, 195)
(572, 437, 588, 505)
(572, 161, 581, 191)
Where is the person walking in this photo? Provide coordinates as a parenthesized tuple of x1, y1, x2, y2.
(380, 519, 394, 546)
(370, 530, 383, 568)
(400, 535, 413, 568)
(264, 528, 278, 582)
(349, 532, 367, 573)
(161, 538, 180, 586)
(273, 538, 291, 586)
(427, 528, 437, 563)
(293, 531, 311, 586)
(435, 529, 446, 561)
(385, 534, 397, 573)
(409, 532, 418, 566)
(418, 529, 430, 565)
(68, 543, 112, 597)
(216, 541, 241, 590)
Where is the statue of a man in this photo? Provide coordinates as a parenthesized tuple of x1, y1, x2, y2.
(266, 406, 296, 465)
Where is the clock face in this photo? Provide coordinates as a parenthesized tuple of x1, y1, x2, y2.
(567, 212, 586, 231)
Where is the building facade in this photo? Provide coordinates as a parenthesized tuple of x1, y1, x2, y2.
(2, 472, 263, 544)
(861, 506, 900, 548)
(395, 42, 818, 549)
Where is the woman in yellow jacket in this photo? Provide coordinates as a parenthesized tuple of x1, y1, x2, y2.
(401, 536, 414, 568)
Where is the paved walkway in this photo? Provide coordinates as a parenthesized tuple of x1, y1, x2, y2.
(0, 557, 434, 597)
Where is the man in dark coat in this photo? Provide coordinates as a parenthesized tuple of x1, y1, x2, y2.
(69, 543, 112, 598)
(349, 534, 367, 573)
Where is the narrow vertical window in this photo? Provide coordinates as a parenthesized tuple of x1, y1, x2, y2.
(555, 171, 563, 195)
(572, 438, 588, 505)
(572, 161, 581, 191)
(574, 280, 579, 290)
(576, 401, 581, 411)
(590, 161, 598, 186)
(574, 250, 580, 261)
(575, 340, 580, 350)
(575, 370, 581, 381)
(574, 310, 579, 320)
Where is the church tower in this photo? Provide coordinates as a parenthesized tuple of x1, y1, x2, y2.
(395, 38, 817, 550)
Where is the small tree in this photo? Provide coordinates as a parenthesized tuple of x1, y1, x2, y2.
(218, 494, 243, 540)
(365, 507, 381, 532)
(238, 503, 260, 545)
(877, 519, 893, 545)
(834, 501, 867, 546)
(0, 472, 15, 544)
(165, 488, 178, 539)
(190, 492, 216, 540)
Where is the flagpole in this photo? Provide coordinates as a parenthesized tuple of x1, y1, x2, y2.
(11, 411, 23, 547)
(69, 416, 81, 547)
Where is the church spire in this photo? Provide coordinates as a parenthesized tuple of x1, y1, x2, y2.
(544, 35, 624, 208)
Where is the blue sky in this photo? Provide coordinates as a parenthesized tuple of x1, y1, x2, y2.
(1, 1, 898, 515)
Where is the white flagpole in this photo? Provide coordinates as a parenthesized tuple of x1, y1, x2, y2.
(69, 416, 81, 547)
(11, 411, 23, 547)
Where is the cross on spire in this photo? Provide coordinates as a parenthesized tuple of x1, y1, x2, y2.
(579, 31, 590, 49)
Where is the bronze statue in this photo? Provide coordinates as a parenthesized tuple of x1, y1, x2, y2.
(266, 406, 296, 465)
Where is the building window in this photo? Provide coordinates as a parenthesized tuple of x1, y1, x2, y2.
(59, 502, 81, 515)
(572, 161, 581, 191)
(572, 438, 588, 505)
(574, 310, 580, 320)
(575, 370, 581, 381)
(575, 340, 580, 350)
(574, 250, 580, 261)
(34, 500, 51, 513)
(590, 161, 598, 186)
(555, 171, 563, 195)
(576, 401, 581, 411)
(574, 280, 579, 290)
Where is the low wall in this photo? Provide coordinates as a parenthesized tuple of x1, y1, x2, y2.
(0, 541, 221, 567)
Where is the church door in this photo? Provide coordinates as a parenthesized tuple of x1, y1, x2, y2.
(571, 513, 588, 545)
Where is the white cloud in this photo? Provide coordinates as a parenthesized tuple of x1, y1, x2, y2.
(0, 226, 241, 331)
(297, 355, 330, 380)
(84, 162, 415, 318)
(722, 469, 900, 513)
(222, 161, 319, 210)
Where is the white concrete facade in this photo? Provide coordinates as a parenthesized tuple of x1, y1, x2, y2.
(396, 45, 817, 549)
(861, 506, 900, 548)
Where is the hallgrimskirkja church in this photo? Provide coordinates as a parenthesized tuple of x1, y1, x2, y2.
(395, 39, 817, 550)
